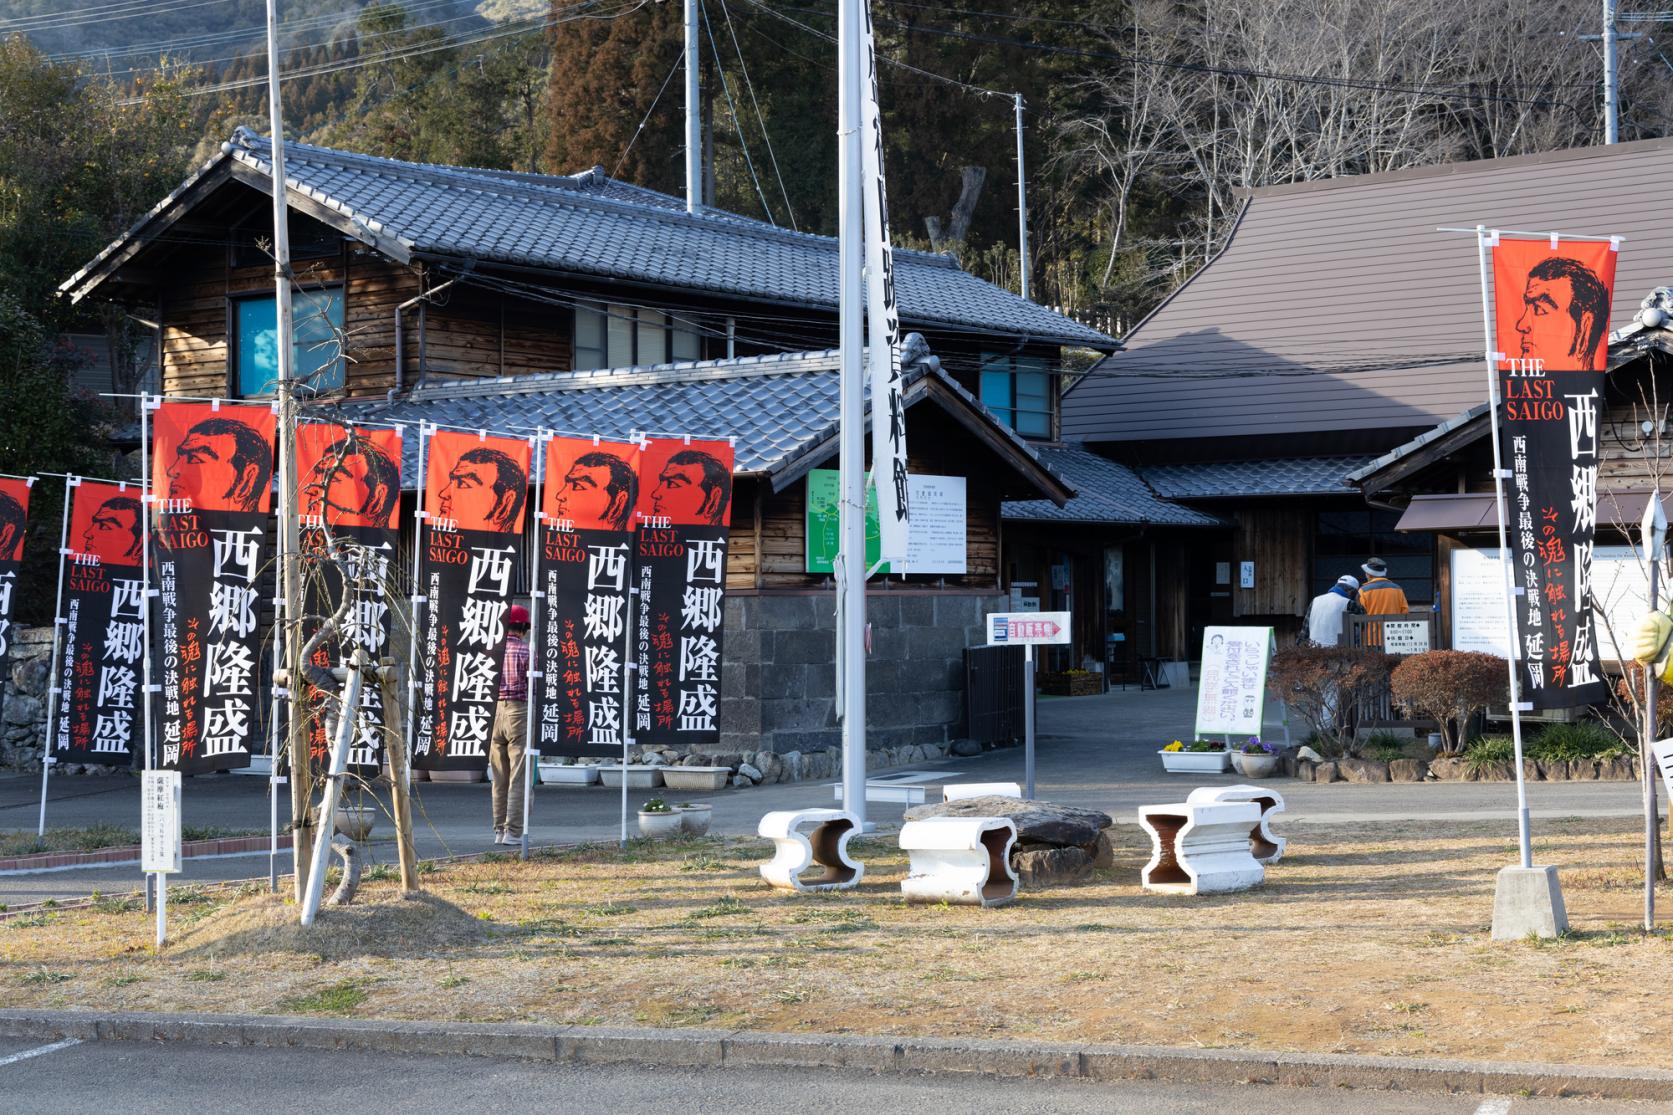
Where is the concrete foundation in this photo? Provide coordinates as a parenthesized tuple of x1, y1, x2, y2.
(1491, 864, 1569, 940)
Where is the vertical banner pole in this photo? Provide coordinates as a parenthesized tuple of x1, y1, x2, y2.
(403, 425, 431, 794)
(1023, 643, 1036, 800)
(1642, 492, 1663, 931)
(1475, 226, 1533, 871)
(1014, 92, 1030, 302)
(520, 434, 545, 862)
(621, 577, 634, 850)
(268, 589, 284, 892)
(37, 478, 75, 836)
(155, 871, 166, 948)
(140, 397, 157, 915)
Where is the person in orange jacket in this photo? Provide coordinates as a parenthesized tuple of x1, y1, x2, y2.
(1357, 557, 1410, 616)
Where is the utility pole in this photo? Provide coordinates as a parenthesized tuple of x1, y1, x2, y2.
(686, 0, 701, 212)
(1014, 93, 1030, 301)
(265, 0, 313, 902)
(1605, 0, 1620, 143)
(837, 0, 867, 828)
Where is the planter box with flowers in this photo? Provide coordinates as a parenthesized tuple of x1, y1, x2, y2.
(1159, 740, 1230, 773)
(1231, 738, 1281, 779)
(1038, 670, 1103, 697)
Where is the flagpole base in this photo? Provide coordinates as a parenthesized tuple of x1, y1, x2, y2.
(1491, 864, 1569, 940)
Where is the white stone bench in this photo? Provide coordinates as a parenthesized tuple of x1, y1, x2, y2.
(1138, 801, 1264, 895)
(898, 817, 1019, 908)
(757, 809, 864, 893)
(1186, 784, 1287, 864)
(942, 781, 1022, 802)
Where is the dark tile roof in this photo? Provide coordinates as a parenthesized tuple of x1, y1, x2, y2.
(1002, 444, 1222, 527)
(1065, 135, 1673, 443)
(1141, 456, 1374, 499)
(67, 129, 1113, 351)
(322, 348, 1065, 502)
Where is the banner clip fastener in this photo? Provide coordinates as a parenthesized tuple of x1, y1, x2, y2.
(1492, 468, 1513, 479)
(1514, 701, 1534, 711)
(145, 684, 162, 694)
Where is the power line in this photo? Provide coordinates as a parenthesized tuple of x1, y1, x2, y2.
(700, 0, 776, 225)
(717, 0, 797, 230)
(612, 51, 686, 180)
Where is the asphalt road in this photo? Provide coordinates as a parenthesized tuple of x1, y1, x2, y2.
(0, 681, 1657, 905)
(0, 1038, 1664, 1114)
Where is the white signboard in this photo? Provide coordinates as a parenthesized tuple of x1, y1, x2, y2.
(1195, 625, 1273, 737)
(900, 475, 966, 574)
(987, 611, 1072, 647)
(1382, 619, 1432, 656)
(1653, 740, 1673, 808)
(1452, 545, 1649, 662)
(1239, 561, 1255, 589)
(141, 769, 182, 875)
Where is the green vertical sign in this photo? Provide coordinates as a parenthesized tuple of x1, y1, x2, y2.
(805, 469, 883, 573)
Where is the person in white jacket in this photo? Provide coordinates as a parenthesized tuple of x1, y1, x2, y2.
(1305, 575, 1361, 646)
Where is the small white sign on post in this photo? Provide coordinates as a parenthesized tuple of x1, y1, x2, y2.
(1653, 741, 1673, 808)
(1239, 562, 1255, 589)
(1195, 625, 1274, 738)
(142, 770, 182, 874)
(1381, 619, 1431, 656)
(987, 611, 1072, 646)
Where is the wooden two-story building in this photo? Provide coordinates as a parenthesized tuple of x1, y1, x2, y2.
(62, 128, 1212, 751)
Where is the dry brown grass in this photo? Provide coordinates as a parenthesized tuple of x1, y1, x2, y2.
(7, 818, 1673, 1067)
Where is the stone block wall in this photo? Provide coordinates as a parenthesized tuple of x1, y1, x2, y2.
(717, 590, 1000, 756)
(2, 625, 55, 770)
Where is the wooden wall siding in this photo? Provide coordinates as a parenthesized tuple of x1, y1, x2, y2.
(414, 289, 571, 383)
(725, 478, 760, 592)
(1233, 504, 1309, 617)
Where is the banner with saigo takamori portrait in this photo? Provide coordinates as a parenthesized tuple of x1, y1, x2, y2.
(52, 479, 144, 766)
(633, 438, 734, 747)
(149, 400, 277, 773)
(413, 429, 531, 772)
(0, 475, 31, 665)
(534, 435, 641, 757)
(298, 421, 403, 775)
(1492, 235, 1617, 709)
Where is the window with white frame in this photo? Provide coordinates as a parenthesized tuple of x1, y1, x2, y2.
(573, 301, 702, 370)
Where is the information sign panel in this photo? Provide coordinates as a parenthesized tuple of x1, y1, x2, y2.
(141, 770, 182, 875)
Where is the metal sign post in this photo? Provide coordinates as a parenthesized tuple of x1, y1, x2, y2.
(141, 769, 181, 947)
(1642, 490, 1665, 931)
(986, 611, 1071, 800)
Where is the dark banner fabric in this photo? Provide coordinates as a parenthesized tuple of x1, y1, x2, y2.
(0, 476, 30, 663)
(535, 436, 640, 757)
(298, 423, 403, 774)
(151, 401, 276, 773)
(632, 438, 734, 747)
(53, 480, 144, 766)
(1492, 237, 1618, 710)
(413, 429, 530, 772)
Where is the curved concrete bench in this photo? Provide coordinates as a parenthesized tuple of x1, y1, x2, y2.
(758, 809, 864, 892)
(899, 816, 1019, 907)
(1186, 783, 1287, 864)
(1138, 801, 1264, 895)
(942, 782, 1022, 802)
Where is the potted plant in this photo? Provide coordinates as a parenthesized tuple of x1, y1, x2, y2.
(1158, 739, 1231, 774)
(637, 797, 683, 839)
(1231, 737, 1281, 779)
(676, 801, 712, 836)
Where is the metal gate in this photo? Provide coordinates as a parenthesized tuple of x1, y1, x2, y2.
(965, 644, 1025, 744)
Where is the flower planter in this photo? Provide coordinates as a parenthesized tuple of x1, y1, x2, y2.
(1231, 752, 1280, 779)
(429, 769, 485, 784)
(637, 810, 683, 839)
(661, 766, 731, 792)
(599, 764, 664, 790)
(1038, 672, 1103, 697)
(334, 805, 377, 841)
(538, 762, 600, 787)
(1159, 749, 1231, 774)
(677, 804, 712, 836)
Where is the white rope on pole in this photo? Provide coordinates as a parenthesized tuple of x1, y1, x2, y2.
(36, 478, 76, 836)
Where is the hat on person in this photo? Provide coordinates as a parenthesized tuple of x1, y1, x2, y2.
(1336, 575, 1360, 590)
(1362, 558, 1388, 578)
(507, 605, 531, 628)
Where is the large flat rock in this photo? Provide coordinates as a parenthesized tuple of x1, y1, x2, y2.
(902, 796, 1112, 847)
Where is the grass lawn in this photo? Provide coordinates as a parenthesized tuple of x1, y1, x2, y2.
(0, 825, 261, 858)
(6, 817, 1673, 1067)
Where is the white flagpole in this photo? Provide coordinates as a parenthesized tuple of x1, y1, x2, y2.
(37, 478, 76, 836)
(836, 0, 867, 829)
(268, 586, 284, 892)
(519, 434, 545, 861)
(1473, 226, 1533, 870)
(140, 396, 158, 915)
(404, 423, 431, 789)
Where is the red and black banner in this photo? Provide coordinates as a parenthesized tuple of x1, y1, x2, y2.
(413, 429, 530, 772)
(150, 401, 276, 773)
(52, 480, 144, 766)
(632, 438, 734, 747)
(534, 436, 640, 757)
(298, 422, 403, 774)
(0, 476, 31, 664)
(1492, 236, 1617, 709)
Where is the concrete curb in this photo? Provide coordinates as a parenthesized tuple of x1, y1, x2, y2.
(2, 1009, 1672, 1099)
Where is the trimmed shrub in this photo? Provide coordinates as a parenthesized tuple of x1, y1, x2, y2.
(1389, 650, 1506, 754)
(1266, 645, 1393, 754)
